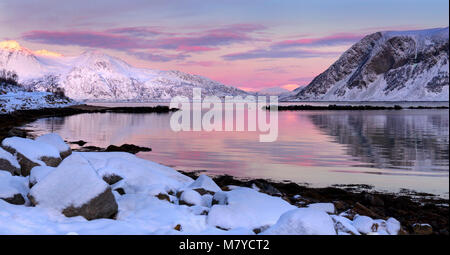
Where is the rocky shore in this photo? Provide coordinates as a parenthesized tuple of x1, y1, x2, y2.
(0, 105, 448, 235)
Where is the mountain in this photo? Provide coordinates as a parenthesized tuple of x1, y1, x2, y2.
(0, 41, 248, 101)
(284, 27, 449, 101)
(257, 87, 291, 96)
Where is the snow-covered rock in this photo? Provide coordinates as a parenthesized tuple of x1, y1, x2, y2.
(179, 189, 203, 206)
(386, 217, 401, 235)
(352, 215, 376, 234)
(331, 215, 360, 235)
(0, 171, 28, 205)
(1, 137, 62, 176)
(0, 146, 20, 175)
(207, 187, 295, 230)
(262, 208, 337, 235)
(35, 133, 71, 159)
(187, 174, 221, 194)
(0, 42, 249, 102)
(284, 27, 449, 101)
(29, 153, 117, 220)
(79, 152, 193, 195)
(307, 203, 335, 214)
(29, 165, 55, 187)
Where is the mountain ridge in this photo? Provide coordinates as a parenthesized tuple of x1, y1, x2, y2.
(283, 27, 449, 101)
(0, 42, 248, 101)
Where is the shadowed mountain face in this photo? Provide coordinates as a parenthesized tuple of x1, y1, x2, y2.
(308, 110, 449, 171)
(286, 27, 449, 101)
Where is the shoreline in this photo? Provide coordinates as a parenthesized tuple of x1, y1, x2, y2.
(1, 105, 448, 235)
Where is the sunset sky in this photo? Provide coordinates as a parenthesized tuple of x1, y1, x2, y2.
(1, 0, 448, 91)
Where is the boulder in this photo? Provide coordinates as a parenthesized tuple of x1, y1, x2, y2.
(28, 153, 118, 220)
(263, 208, 337, 235)
(307, 203, 335, 214)
(1, 137, 62, 176)
(352, 215, 376, 234)
(412, 223, 433, 235)
(0, 171, 28, 205)
(179, 189, 202, 206)
(35, 133, 72, 159)
(188, 174, 221, 195)
(0, 147, 20, 175)
(29, 165, 55, 188)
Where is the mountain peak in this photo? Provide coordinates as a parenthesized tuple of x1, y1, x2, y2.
(0, 40, 23, 51)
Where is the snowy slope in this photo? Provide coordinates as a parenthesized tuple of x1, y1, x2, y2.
(284, 27, 449, 101)
(0, 42, 248, 101)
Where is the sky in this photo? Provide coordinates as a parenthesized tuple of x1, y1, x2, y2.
(0, 0, 448, 91)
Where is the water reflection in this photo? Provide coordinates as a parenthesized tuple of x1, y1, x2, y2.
(26, 107, 449, 196)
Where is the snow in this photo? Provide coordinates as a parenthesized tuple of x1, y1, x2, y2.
(29, 153, 108, 211)
(187, 174, 221, 193)
(35, 133, 70, 153)
(0, 41, 249, 102)
(352, 215, 375, 234)
(180, 189, 203, 206)
(0, 84, 78, 114)
(29, 165, 55, 186)
(262, 208, 337, 235)
(2, 137, 61, 164)
(331, 215, 360, 235)
(207, 187, 296, 230)
(79, 152, 193, 195)
(0, 146, 20, 168)
(0, 171, 28, 199)
(307, 203, 335, 214)
(0, 142, 406, 235)
(386, 217, 401, 235)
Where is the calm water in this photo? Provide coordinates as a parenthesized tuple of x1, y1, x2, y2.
(26, 102, 449, 197)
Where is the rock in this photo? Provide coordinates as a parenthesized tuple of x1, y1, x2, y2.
(0, 171, 28, 205)
(60, 187, 117, 220)
(307, 203, 335, 214)
(331, 215, 360, 235)
(251, 180, 282, 197)
(105, 144, 151, 154)
(386, 217, 401, 235)
(156, 193, 170, 202)
(188, 174, 221, 194)
(352, 215, 376, 234)
(263, 208, 337, 235)
(212, 191, 228, 205)
(114, 187, 126, 195)
(29, 165, 55, 187)
(0, 147, 20, 175)
(69, 140, 87, 146)
(179, 189, 202, 206)
(102, 174, 123, 185)
(174, 224, 182, 231)
(364, 193, 384, 207)
(354, 202, 380, 218)
(28, 154, 118, 220)
(333, 201, 347, 211)
(7, 128, 28, 138)
(412, 223, 433, 235)
(1, 193, 25, 205)
(2, 137, 62, 176)
(35, 133, 72, 160)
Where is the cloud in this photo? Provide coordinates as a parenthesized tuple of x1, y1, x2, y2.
(222, 32, 361, 61)
(272, 33, 363, 48)
(22, 30, 146, 50)
(222, 48, 340, 60)
(22, 23, 265, 52)
(130, 51, 190, 62)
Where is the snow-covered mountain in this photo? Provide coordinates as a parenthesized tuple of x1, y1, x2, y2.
(284, 27, 449, 101)
(0, 41, 248, 101)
